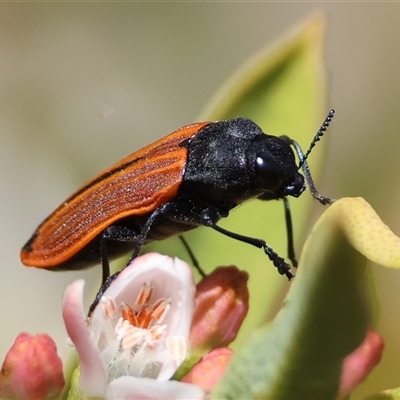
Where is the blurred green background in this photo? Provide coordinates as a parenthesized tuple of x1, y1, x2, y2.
(1, 3, 400, 397)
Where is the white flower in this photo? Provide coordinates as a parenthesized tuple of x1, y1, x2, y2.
(62, 253, 204, 400)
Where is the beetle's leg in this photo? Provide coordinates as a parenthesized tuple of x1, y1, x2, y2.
(200, 208, 293, 279)
(179, 235, 206, 277)
(256, 195, 298, 268)
(283, 197, 298, 268)
(125, 202, 179, 264)
(100, 202, 183, 283)
(296, 152, 334, 205)
(92, 223, 148, 317)
(100, 235, 110, 285)
(89, 203, 179, 317)
(280, 136, 335, 205)
(100, 225, 142, 283)
(88, 270, 121, 316)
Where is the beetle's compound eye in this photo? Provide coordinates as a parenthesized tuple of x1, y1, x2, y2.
(254, 154, 285, 191)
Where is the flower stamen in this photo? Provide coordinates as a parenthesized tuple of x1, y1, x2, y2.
(120, 325, 147, 350)
(101, 297, 117, 319)
(146, 325, 167, 350)
(151, 298, 171, 323)
(120, 303, 139, 326)
(135, 281, 154, 306)
(167, 336, 187, 366)
(136, 307, 153, 329)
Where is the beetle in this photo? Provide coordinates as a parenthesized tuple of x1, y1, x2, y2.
(21, 110, 335, 286)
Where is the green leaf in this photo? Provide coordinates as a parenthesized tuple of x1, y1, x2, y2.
(212, 197, 400, 399)
(65, 368, 91, 400)
(149, 15, 331, 340)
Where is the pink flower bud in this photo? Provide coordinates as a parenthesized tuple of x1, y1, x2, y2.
(190, 266, 249, 350)
(181, 347, 233, 390)
(0, 333, 65, 400)
(339, 330, 384, 397)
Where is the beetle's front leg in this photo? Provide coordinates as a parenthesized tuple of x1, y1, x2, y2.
(199, 207, 293, 279)
(100, 225, 142, 285)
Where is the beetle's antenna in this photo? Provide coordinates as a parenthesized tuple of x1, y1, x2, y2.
(298, 109, 335, 169)
(280, 109, 336, 205)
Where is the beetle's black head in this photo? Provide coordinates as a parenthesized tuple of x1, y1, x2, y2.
(247, 135, 305, 199)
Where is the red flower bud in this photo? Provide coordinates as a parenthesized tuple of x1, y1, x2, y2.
(0, 333, 65, 400)
(181, 347, 233, 391)
(190, 266, 249, 350)
(339, 330, 384, 397)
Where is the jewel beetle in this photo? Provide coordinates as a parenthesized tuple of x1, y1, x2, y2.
(21, 110, 335, 286)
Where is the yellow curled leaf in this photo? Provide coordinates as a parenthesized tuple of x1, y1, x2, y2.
(315, 197, 400, 269)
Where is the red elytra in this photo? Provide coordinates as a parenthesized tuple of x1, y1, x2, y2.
(21, 121, 209, 269)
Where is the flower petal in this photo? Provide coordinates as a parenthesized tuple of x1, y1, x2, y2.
(62, 279, 107, 397)
(90, 253, 195, 382)
(106, 376, 205, 399)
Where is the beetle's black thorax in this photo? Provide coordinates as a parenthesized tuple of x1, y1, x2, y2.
(178, 118, 264, 209)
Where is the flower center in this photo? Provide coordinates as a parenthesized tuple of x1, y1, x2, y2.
(95, 281, 186, 381)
